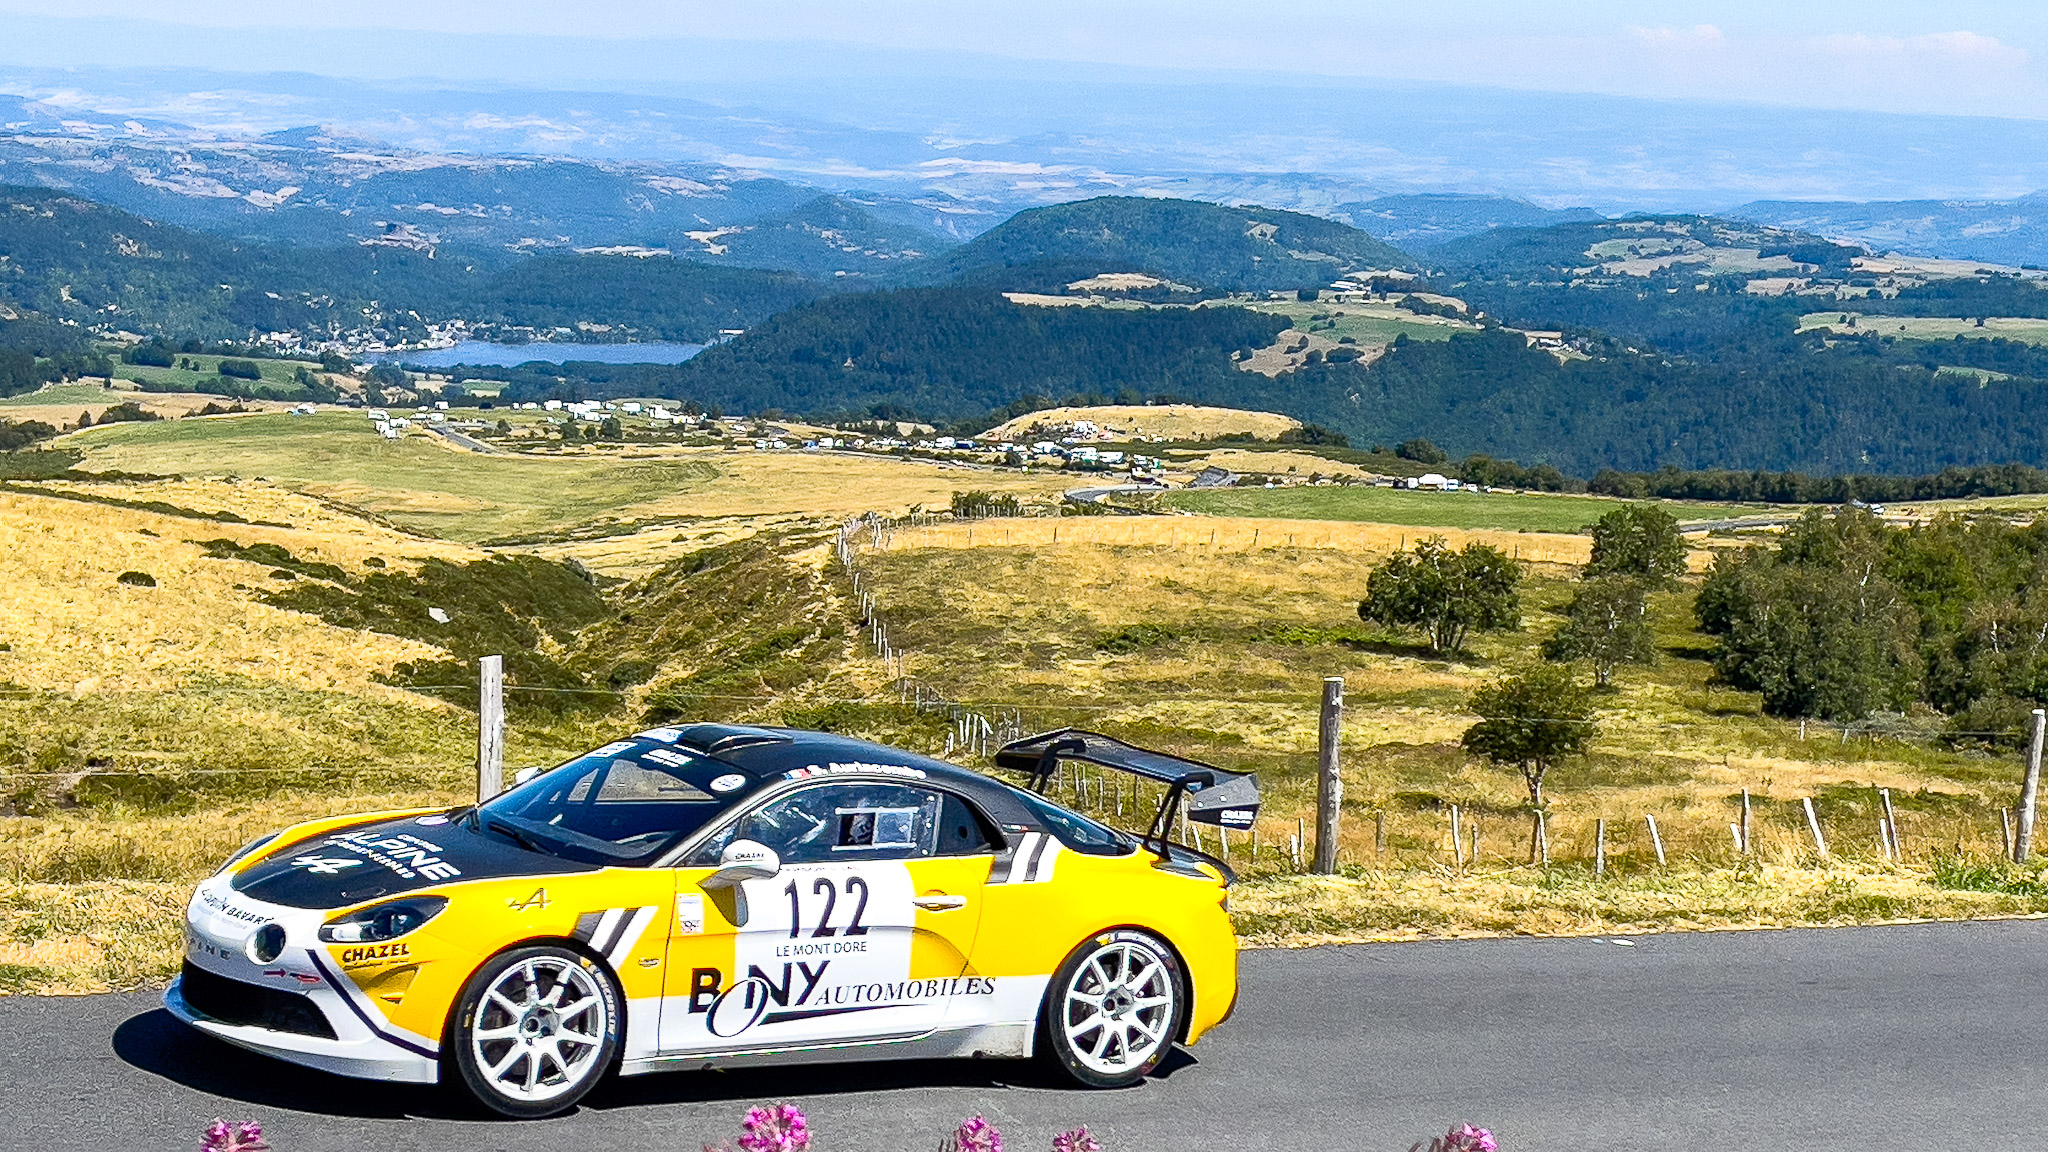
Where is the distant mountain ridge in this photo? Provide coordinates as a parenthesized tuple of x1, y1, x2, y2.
(1733, 196, 2048, 269)
(1336, 194, 1605, 251)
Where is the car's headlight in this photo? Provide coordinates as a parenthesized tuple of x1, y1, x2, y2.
(216, 832, 280, 875)
(318, 897, 449, 943)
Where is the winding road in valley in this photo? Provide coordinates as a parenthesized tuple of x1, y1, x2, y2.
(9, 920, 2042, 1151)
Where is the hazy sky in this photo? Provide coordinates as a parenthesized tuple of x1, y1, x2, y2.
(4, 1, 2048, 120)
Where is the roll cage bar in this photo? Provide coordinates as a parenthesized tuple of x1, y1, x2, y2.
(993, 729, 1261, 858)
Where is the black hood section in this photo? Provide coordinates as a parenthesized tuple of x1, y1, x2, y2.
(232, 813, 595, 909)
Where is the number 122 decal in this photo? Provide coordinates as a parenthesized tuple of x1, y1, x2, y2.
(785, 875, 870, 939)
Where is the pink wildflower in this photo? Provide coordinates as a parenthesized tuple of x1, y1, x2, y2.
(200, 1120, 270, 1152)
(1051, 1127, 1101, 1152)
(738, 1103, 811, 1152)
(950, 1115, 1003, 1152)
(1442, 1124, 1497, 1152)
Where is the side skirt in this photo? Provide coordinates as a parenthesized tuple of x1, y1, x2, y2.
(618, 1023, 1035, 1076)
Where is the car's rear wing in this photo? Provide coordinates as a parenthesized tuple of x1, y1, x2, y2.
(993, 728, 1260, 858)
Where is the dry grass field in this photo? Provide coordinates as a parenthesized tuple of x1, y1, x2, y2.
(985, 404, 1301, 442)
(70, 415, 1070, 553)
(5, 416, 2048, 995)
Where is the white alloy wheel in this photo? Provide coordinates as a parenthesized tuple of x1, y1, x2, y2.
(1043, 930, 1183, 1087)
(452, 946, 619, 1117)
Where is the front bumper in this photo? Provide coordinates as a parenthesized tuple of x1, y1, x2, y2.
(165, 975, 440, 1084)
(171, 875, 441, 1085)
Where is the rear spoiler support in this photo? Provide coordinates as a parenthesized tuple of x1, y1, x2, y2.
(994, 729, 1260, 859)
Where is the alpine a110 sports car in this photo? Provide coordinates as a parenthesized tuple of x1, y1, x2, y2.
(168, 724, 1259, 1117)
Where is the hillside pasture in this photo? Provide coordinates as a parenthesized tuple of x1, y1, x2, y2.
(1800, 312, 2048, 345)
(854, 530, 2041, 940)
(69, 413, 1072, 552)
(985, 403, 1300, 442)
(1164, 484, 1758, 533)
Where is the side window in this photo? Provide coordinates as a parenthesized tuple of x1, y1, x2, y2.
(712, 783, 944, 866)
(936, 793, 1000, 856)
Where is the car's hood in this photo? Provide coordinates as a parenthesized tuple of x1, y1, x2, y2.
(230, 812, 595, 909)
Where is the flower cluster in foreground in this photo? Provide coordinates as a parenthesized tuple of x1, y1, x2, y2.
(201, 1120, 270, 1152)
(206, 1103, 1490, 1151)
(1413, 1124, 1499, 1152)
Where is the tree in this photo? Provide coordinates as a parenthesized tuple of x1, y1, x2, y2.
(1462, 665, 1597, 858)
(1542, 576, 1655, 689)
(1696, 550, 1916, 720)
(1395, 437, 1448, 465)
(1358, 537, 1523, 654)
(1586, 503, 1687, 583)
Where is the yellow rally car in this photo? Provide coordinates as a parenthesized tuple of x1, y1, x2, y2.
(168, 725, 1258, 1117)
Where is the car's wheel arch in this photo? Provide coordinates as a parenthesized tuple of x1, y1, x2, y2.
(1041, 923, 1196, 1043)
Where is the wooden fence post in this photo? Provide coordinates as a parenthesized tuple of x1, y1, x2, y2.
(1375, 810, 1387, 858)
(1803, 797, 1828, 858)
(2018, 709, 2045, 864)
(1450, 804, 1463, 867)
(477, 654, 504, 802)
(1880, 788, 1901, 861)
(1314, 677, 1343, 874)
(1740, 788, 1752, 855)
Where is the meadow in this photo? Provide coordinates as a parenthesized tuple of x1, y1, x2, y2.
(1165, 483, 1760, 533)
(72, 414, 1070, 547)
(1242, 298, 1473, 345)
(111, 353, 323, 392)
(1799, 312, 2048, 346)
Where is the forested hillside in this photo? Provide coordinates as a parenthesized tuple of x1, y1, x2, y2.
(923, 196, 1414, 292)
(0, 186, 829, 343)
(642, 288, 1289, 422)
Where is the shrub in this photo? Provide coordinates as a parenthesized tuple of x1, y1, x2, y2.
(217, 359, 263, 381)
(1396, 437, 1448, 465)
(122, 341, 175, 368)
(116, 571, 157, 588)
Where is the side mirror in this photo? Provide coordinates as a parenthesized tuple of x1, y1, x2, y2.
(703, 839, 780, 890)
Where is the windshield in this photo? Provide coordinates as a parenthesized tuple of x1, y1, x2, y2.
(473, 736, 759, 865)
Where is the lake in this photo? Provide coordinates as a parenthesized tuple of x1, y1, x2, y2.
(366, 340, 706, 367)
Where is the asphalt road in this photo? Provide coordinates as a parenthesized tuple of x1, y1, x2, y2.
(10, 921, 2046, 1151)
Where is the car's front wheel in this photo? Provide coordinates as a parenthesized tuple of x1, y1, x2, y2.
(1039, 929, 1185, 1088)
(449, 944, 620, 1118)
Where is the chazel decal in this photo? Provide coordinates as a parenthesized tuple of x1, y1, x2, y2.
(320, 830, 462, 881)
(339, 942, 410, 967)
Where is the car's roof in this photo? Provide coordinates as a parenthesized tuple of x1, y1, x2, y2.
(651, 723, 1040, 828)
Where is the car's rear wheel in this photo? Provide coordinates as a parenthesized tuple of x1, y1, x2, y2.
(450, 944, 620, 1118)
(1039, 929, 1185, 1088)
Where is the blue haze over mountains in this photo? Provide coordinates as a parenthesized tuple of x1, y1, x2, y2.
(9, 62, 2048, 264)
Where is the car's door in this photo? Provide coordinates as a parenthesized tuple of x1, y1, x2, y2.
(659, 780, 991, 1053)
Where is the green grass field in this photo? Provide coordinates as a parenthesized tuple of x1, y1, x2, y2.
(0, 383, 125, 408)
(1164, 485, 1759, 532)
(71, 413, 720, 541)
(113, 354, 322, 393)
(1800, 313, 2048, 346)
(1241, 300, 1467, 344)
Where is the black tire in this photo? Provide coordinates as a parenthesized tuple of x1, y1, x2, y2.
(448, 944, 620, 1118)
(1038, 929, 1185, 1088)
